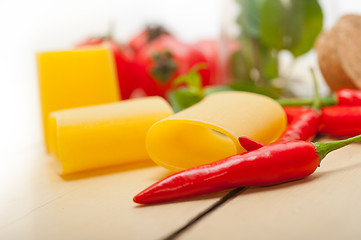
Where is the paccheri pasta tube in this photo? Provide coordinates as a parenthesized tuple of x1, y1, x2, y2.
(49, 97, 173, 175)
(146, 91, 287, 172)
(37, 48, 120, 153)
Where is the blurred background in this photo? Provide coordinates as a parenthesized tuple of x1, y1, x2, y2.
(1, 0, 361, 155)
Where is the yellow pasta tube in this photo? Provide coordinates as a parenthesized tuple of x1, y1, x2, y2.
(146, 91, 287, 172)
(37, 48, 120, 153)
(49, 97, 173, 175)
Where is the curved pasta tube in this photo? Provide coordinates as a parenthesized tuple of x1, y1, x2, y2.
(146, 91, 287, 172)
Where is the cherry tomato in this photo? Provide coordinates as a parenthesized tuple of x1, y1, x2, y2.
(134, 35, 210, 97)
(194, 40, 223, 85)
(128, 25, 169, 53)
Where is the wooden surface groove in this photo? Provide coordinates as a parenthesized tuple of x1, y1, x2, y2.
(2, 141, 361, 240)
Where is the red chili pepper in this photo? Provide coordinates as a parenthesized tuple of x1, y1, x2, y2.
(277, 107, 320, 143)
(254, 69, 320, 145)
(283, 107, 309, 123)
(239, 107, 319, 151)
(319, 106, 361, 137)
(239, 108, 320, 152)
(239, 69, 321, 151)
(133, 135, 361, 204)
(334, 88, 361, 106)
(238, 136, 265, 151)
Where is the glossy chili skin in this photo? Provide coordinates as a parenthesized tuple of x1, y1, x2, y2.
(320, 106, 361, 137)
(239, 107, 320, 152)
(238, 136, 265, 151)
(276, 107, 320, 143)
(133, 141, 319, 204)
(336, 88, 361, 106)
(283, 107, 309, 123)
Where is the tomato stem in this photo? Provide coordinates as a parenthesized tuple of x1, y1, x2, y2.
(151, 50, 177, 83)
(147, 25, 168, 43)
(313, 134, 361, 161)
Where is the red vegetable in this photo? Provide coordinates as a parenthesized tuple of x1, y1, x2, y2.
(194, 40, 222, 85)
(283, 107, 309, 123)
(239, 107, 320, 152)
(133, 135, 361, 204)
(134, 35, 210, 97)
(76, 37, 135, 99)
(277, 107, 320, 143)
(335, 88, 361, 106)
(320, 106, 361, 137)
(238, 136, 265, 151)
(128, 25, 169, 53)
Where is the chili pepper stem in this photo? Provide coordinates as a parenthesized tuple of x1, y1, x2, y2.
(313, 134, 361, 161)
(310, 68, 321, 111)
(277, 98, 314, 106)
(322, 94, 338, 106)
(277, 95, 337, 107)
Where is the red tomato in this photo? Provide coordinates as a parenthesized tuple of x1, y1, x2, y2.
(76, 37, 135, 99)
(194, 40, 223, 85)
(128, 25, 169, 53)
(134, 35, 211, 97)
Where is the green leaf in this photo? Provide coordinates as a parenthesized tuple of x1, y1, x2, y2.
(229, 49, 252, 82)
(259, 0, 283, 49)
(260, 0, 304, 50)
(168, 89, 203, 113)
(259, 46, 278, 81)
(168, 63, 207, 112)
(229, 82, 282, 99)
(236, 0, 266, 37)
(173, 63, 206, 95)
(204, 85, 234, 96)
(289, 0, 323, 57)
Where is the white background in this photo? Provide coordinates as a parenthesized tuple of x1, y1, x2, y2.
(0, 0, 360, 154)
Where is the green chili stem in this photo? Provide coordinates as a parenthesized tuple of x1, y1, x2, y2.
(277, 98, 314, 106)
(277, 95, 337, 107)
(277, 69, 337, 107)
(313, 134, 361, 161)
(322, 94, 338, 106)
(310, 68, 321, 111)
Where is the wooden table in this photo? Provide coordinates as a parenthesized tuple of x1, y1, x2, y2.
(2, 137, 361, 240)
